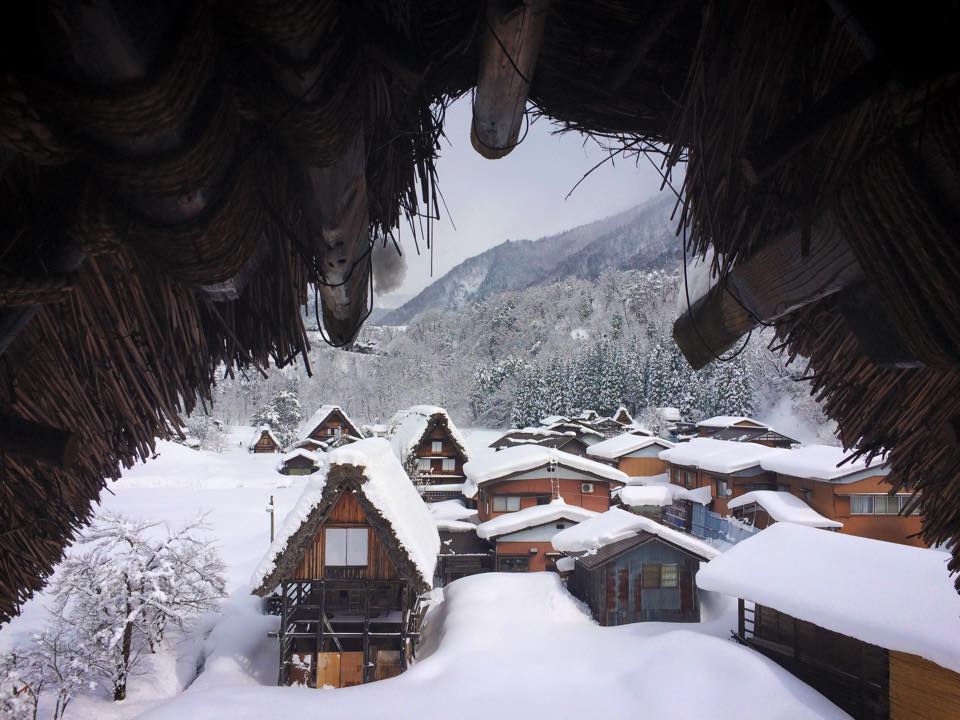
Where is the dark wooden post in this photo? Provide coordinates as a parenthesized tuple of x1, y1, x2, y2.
(738, 598, 745, 640)
(279, 582, 289, 686)
(471, 0, 549, 159)
(362, 579, 371, 684)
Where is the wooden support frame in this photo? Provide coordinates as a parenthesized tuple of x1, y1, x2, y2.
(673, 212, 864, 369)
(471, 0, 549, 159)
(277, 579, 412, 688)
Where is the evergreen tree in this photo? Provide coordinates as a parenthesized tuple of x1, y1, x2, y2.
(250, 390, 303, 447)
(710, 356, 756, 417)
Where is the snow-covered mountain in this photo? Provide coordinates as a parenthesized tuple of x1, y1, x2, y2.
(381, 195, 679, 325)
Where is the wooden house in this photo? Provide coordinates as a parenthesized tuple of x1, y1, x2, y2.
(488, 429, 589, 457)
(612, 406, 634, 425)
(710, 426, 799, 448)
(586, 434, 674, 478)
(278, 448, 322, 476)
(694, 416, 770, 438)
(540, 419, 605, 446)
(553, 508, 718, 625)
(298, 405, 364, 446)
(286, 437, 328, 454)
(659, 438, 784, 515)
(387, 405, 470, 502)
(475, 500, 597, 572)
(428, 500, 493, 586)
(251, 439, 439, 688)
(463, 445, 628, 524)
(697, 523, 960, 720)
(249, 426, 282, 454)
(757, 445, 923, 547)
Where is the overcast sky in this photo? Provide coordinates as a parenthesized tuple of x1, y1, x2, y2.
(380, 96, 669, 305)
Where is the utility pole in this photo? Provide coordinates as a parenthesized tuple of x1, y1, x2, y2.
(266, 495, 275, 542)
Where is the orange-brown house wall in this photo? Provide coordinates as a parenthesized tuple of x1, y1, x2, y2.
(494, 541, 555, 572)
(617, 456, 666, 477)
(776, 474, 924, 547)
(477, 477, 614, 521)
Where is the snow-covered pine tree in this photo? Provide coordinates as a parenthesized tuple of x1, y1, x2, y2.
(250, 389, 303, 447)
(710, 354, 756, 417)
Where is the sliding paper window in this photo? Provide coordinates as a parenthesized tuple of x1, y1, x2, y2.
(325, 528, 369, 566)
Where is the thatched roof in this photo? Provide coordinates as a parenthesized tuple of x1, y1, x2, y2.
(1, 0, 959, 620)
(251, 439, 439, 596)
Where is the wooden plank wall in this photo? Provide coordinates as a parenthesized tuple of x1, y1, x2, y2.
(293, 492, 398, 580)
(890, 651, 960, 719)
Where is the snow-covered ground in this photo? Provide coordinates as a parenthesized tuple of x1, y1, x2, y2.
(0, 426, 849, 719)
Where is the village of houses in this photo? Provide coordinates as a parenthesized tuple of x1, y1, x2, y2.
(222, 401, 959, 720)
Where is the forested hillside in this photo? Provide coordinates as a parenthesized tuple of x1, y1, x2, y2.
(210, 267, 834, 443)
(380, 195, 678, 325)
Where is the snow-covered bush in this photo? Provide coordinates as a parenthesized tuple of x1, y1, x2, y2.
(250, 390, 303, 447)
(182, 414, 226, 452)
(50, 514, 226, 702)
(0, 623, 88, 720)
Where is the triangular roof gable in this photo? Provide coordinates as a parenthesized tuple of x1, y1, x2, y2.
(304, 406, 363, 440)
(576, 529, 713, 569)
(392, 409, 469, 467)
(252, 463, 430, 595)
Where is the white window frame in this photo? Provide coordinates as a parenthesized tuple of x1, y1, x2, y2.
(325, 527, 368, 567)
(493, 495, 521, 512)
(417, 457, 432, 472)
(431, 440, 443, 454)
(441, 457, 456, 472)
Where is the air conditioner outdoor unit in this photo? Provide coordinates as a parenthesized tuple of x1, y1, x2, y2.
(581, 482, 594, 493)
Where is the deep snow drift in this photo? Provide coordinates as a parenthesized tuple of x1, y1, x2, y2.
(139, 573, 847, 720)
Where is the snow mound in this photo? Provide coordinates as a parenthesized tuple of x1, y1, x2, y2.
(697, 523, 960, 673)
(727, 491, 842, 528)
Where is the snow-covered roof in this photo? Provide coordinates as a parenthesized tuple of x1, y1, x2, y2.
(251, 438, 439, 593)
(619, 484, 687, 508)
(696, 523, 960, 673)
(696, 415, 769, 429)
(297, 404, 362, 440)
(623, 472, 669, 486)
(727, 491, 843, 529)
(684, 485, 714, 505)
(248, 425, 280, 448)
(428, 500, 478, 531)
(280, 448, 321, 464)
(759, 444, 888, 481)
(540, 415, 569, 426)
(659, 437, 784, 474)
(552, 508, 719, 559)
(476, 499, 598, 540)
(658, 406, 681, 422)
(555, 556, 575, 572)
(587, 433, 675, 460)
(387, 405, 469, 466)
(462, 445, 628, 498)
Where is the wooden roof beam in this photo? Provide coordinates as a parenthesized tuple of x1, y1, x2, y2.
(471, 0, 549, 159)
(673, 213, 864, 369)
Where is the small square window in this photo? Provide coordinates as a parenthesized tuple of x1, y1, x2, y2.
(417, 457, 431, 472)
(432, 440, 442, 453)
(442, 457, 455, 471)
(661, 564, 679, 588)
